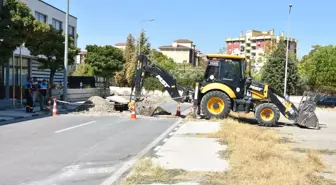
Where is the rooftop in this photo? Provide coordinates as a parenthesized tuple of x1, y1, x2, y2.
(38, 0, 77, 19)
(174, 39, 193, 43)
(115, 42, 126, 46)
(159, 44, 190, 49)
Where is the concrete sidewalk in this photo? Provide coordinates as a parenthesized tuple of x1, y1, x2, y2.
(131, 121, 228, 185)
(152, 121, 228, 172)
(0, 102, 83, 123)
(0, 108, 48, 122)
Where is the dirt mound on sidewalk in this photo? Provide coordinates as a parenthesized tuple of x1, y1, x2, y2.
(74, 96, 116, 113)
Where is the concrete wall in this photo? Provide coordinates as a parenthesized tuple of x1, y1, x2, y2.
(52, 88, 109, 102)
(109, 86, 183, 98)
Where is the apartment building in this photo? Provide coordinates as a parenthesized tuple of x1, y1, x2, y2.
(225, 29, 297, 70)
(159, 39, 200, 67)
(0, 0, 77, 99)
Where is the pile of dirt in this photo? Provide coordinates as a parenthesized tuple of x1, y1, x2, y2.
(134, 98, 172, 117)
(74, 96, 116, 113)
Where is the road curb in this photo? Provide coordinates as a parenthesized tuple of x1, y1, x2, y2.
(0, 112, 50, 125)
(99, 107, 191, 185)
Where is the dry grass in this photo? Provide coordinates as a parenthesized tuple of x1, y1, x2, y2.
(317, 107, 336, 111)
(121, 158, 208, 185)
(293, 148, 336, 155)
(122, 116, 334, 185)
(201, 118, 332, 185)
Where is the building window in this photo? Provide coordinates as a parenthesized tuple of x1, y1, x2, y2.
(52, 18, 62, 31)
(68, 25, 76, 45)
(35, 11, 47, 23)
(69, 25, 75, 37)
(3, 56, 30, 86)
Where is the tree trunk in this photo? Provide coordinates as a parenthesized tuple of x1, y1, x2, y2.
(48, 69, 56, 98)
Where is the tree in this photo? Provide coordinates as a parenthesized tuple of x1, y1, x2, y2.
(25, 24, 80, 96)
(136, 29, 151, 56)
(299, 45, 336, 93)
(114, 34, 136, 87)
(85, 45, 124, 87)
(150, 49, 176, 71)
(71, 63, 94, 76)
(248, 57, 264, 81)
(261, 39, 300, 95)
(218, 47, 226, 54)
(125, 30, 151, 87)
(0, 0, 37, 64)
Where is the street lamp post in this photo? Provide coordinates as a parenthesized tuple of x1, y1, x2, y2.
(63, 0, 69, 103)
(138, 19, 155, 55)
(284, 4, 293, 97)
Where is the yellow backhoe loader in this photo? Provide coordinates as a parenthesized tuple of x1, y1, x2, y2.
(131, 54, 322, 129)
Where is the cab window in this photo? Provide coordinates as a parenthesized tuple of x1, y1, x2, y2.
(219, 59, 241, 81)
(204, 59, 219, 80)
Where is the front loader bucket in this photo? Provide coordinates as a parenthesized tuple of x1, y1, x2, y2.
(295, 91, 323, 129)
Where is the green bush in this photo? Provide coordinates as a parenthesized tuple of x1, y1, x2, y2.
(143, 77, 165, 92)
(141, 49, 206, 92)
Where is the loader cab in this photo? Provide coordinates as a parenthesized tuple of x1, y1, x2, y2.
(204, 54, 246, 98)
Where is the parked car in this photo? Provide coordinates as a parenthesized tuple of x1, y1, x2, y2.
(316, 96, 336, 108)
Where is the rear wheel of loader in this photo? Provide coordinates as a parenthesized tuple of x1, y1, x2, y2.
(255, 103, 280, 127)
(200, 91, 231, 119)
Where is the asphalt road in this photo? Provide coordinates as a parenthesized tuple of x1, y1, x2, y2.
(0, 110, 185, 185)
(159, 102, 192, 115)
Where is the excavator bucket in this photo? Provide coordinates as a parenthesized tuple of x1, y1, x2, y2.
(295, 91, 323, 129)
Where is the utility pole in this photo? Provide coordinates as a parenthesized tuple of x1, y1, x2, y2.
(138, 19, 155, 55)
(20, 44, 23, 107)
(284, 4, 293, 97)
(63, 0, 69, 102)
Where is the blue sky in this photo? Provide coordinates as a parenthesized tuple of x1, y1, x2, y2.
(47, 0, 335, 59)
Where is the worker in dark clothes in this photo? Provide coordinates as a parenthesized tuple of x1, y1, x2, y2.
(38, 79, 48, 111)
(25, 77, 33, 113)
(31, 77, 39, 109)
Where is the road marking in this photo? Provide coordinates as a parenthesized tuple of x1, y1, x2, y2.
(153, 145, 162, 151)
(99, 106, 191, 185)
(163, 138, 169, 143)
(174, 127, 178, 131)
(54, 121, 96, 134)
(100, 118, 184, 185)
(168, 132, 174, 136)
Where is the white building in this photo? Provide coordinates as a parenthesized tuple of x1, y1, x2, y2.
(0, 0, 77, 99)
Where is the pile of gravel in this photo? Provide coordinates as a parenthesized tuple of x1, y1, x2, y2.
(74, 96, 116, 113)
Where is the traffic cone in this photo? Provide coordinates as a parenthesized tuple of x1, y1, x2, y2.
(130, 104, 136, 119)
(46, 98, 52, 112)
(52, 98, 57, 116)
(175, 103, 181, 117)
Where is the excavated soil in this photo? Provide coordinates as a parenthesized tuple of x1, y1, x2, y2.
(133, 97, 173, 117)
(71, 95, 175, 117)
(72, 96, 118, 115)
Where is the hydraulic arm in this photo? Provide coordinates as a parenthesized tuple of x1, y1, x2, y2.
(133, 55, 192, 103)
(267, 87, 322, 129)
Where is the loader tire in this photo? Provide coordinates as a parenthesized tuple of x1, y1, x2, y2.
(200, 91, 231, 119)
(255, 103, 280, 127)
